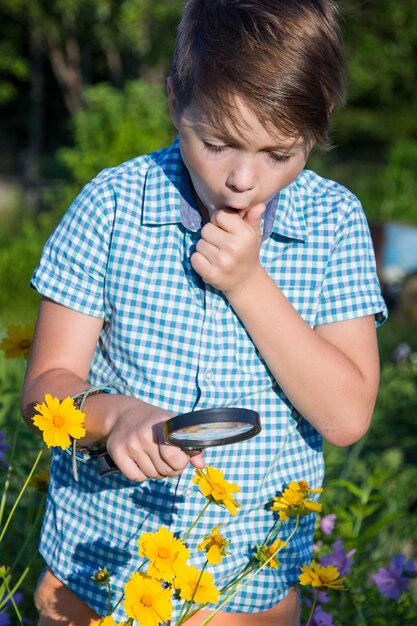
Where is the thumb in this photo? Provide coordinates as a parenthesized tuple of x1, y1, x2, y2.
(189, 450, 205, 469)
(244, 202, 266, 235)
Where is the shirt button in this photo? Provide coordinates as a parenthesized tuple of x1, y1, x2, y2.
(205, 369, 213, 381)
(183, 487, 194, 498)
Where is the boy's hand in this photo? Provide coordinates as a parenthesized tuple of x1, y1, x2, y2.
(191, 202, 266, 296)
(105, 399, 205, 482)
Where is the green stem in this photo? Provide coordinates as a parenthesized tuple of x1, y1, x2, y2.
(305, 590, 318, 626)
(177, 563, 256, 626)
(219, 561, 256, 594)
(263, 520, 283, 545)
(4, 578, 23, 625)
(0, 551, 38, 610)
(0, 411, 21, 526)
(10, 498, 44, 573)
(0, 463, 13, 528)
(182, 501, 211, 544)
(0, 446, 44, 544)
(177, 561, 208, 625)
(177, 599, 191, 625)
(351, 591, 367, 626)
(110, 560, 147, 616)
(198, 517, 300, 626)
(107, 582, 112, 615)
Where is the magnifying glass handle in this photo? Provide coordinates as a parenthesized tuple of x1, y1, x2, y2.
(97, 452, 120, 477)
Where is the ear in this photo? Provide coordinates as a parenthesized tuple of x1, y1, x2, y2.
(166, 76, 179, 129)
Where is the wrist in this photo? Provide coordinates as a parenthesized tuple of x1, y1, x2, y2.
(224, 263, 266, 303)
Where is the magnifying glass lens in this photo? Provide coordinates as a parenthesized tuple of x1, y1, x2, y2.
(169, 421, 254, 444)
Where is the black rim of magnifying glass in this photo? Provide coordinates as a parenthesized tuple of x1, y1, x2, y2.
(163, 407, 261, 451)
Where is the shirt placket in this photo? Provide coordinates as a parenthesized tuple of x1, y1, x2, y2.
(170, 280, 231, 531)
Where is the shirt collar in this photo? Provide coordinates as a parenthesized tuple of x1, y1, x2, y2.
(142, 139, 308, 242)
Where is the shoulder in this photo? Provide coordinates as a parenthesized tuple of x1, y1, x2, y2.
(66, 142, 182, 230)
(87, 143, 176, 200)
(295, 169, 361, 211)
(293, 169, 369, 236)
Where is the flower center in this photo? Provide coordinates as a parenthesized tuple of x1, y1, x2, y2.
(141, 593, 153, 607)
(157, 547, 170, 559)
(53, 415, 65, 427)
(213, 536, 223, 546)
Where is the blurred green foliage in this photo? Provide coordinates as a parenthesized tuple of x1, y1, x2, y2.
(0, 216, 51, 327)
(0, 78, 175, 327)
(58, 79, 175, 187)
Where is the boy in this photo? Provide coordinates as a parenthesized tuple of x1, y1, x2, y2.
(22, 1, 387, 624)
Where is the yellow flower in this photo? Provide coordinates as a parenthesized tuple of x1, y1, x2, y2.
(254, 538, 287, 569)
(123, 572, 172, 626)
(91, 617, 127, 626)
(32, 394, 86, 449)
(193, 466, 241, 515)
(92, 566, 112, 586)
(299, 560, 346, 590)
(0, 324, 34, 359)
(297, 480, 324, 494)
(174, 565, 220, 605)
(271, 480, 323, 521)
(91, 617, 116, 626)
(198, 525, 230, 565)
(138, 527, 190, 582)
(28, 468, 50, 493)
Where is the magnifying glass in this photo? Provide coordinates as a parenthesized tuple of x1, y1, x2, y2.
(97, 407, 261, 477)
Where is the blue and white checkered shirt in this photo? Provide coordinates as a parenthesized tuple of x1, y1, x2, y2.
(31, 140, 387, 621)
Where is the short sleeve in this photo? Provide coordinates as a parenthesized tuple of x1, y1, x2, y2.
(30, 180, 114, 318)
(315, 199, 387, 327)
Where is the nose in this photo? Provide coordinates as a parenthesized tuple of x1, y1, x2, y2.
(225, 157, 256, 193)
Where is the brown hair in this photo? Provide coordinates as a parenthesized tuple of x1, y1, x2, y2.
(170, 0, 345, 145)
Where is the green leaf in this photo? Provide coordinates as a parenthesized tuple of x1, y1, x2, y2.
(327, 479, 365, 500)
(354, 512, 404, 546)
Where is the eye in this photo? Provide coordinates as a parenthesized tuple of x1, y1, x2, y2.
(268, 152, 292, 164)
(203, 141, 229, 153)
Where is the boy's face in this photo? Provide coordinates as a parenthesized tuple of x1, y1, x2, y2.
(168, 85, 313, 220)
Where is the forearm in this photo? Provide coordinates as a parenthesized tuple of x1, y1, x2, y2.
(226, 266, 379, 446)
(21, 368, 156, 446)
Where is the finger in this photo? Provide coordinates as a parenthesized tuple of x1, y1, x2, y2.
(130, 451, 180, 480)
(190, 251, 213, 280)
(210, 209, 245, 233)
(200, 222, 230, 248)
(195, 238, 222, 263)
(159, 443, 194, 472)
(243, 202, 266, 236)
(189, 451, 205, 469)
(111, 452, 148, 482)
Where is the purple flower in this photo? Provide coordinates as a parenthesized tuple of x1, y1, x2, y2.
(392, 342, 412, 363)
(320, 514, 336, 536)
(303, 606, 334, 626)
(0, 432, 8, 468)
(373, 555, 417, 601)
(0, 591, 25, 626)
(320, 539, 356, 577)
(317, 591, 329, 605)
(0, 611, 11, 626)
